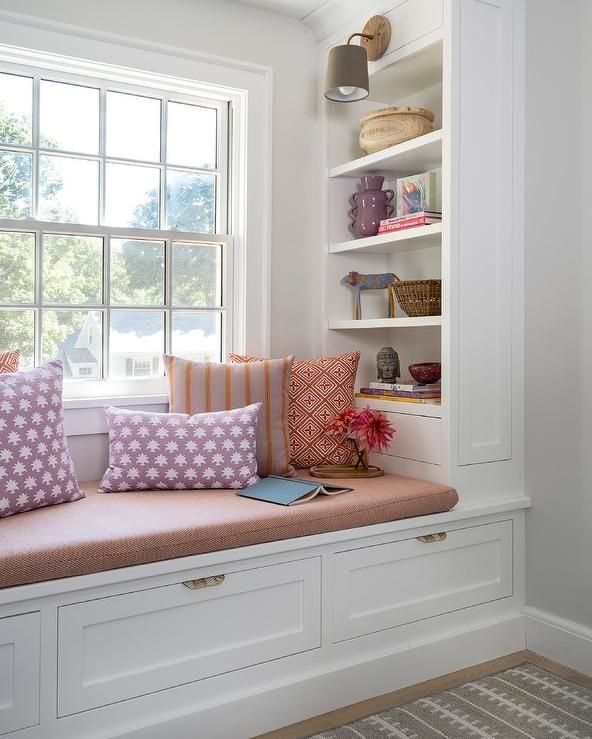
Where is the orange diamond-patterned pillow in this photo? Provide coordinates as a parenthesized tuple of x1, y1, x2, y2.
(0, 349, 19, 374)
(228, 352, 360, 468)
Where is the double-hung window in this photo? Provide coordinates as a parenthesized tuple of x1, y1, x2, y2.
(0, 64, 231, 397)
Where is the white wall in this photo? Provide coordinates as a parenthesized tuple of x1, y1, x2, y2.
(0, 0, 322, 479)
(524, 0, 592, 628)
(0, 0, 322, 360)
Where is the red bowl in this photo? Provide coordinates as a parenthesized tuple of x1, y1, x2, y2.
(408, 362, 441, 385)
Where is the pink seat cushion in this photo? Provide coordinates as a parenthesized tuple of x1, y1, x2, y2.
(0, 474, 458, 589)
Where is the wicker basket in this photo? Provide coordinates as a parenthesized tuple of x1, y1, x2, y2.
(393, 274, 441, 317)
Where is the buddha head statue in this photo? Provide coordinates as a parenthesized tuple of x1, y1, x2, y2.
(376, 346, 400, 383)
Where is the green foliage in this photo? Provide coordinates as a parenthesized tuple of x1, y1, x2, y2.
(0, 149, 31, 219)
(110, 240, 164, 306)
(0, 309, 34, 367)
(42, 235, 103, 305)
(0, 106, 30, 146)
(131, 175, 218, 310)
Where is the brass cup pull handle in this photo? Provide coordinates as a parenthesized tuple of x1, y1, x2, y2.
(182, 575, 225, 589)
(416, 532, 447, 543)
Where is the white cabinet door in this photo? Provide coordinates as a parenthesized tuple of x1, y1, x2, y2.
(332, 521, 512, 642)
(453, 0, 516, 465)
(58, 557, 321, 716)
(0, 612, 40, 735)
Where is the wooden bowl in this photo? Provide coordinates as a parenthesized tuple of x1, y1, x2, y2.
(359, 106, 435, 154)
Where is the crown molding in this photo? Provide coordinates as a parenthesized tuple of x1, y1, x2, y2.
(0, 8, 272, 77)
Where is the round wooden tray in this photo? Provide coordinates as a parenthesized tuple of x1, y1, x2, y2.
(308, 464, 384, 479)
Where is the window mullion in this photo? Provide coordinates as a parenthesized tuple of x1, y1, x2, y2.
(34, 228, 42, 365)
(217, 102, 230, 235)
(99, 85, 107, 226)
(160, 97, 167, 231)
(31, 74, 40, 221)
(165, 238, 172, 356)
(103, 235, 110, 382)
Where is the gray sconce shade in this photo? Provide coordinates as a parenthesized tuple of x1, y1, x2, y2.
(325, 44, 369, 102)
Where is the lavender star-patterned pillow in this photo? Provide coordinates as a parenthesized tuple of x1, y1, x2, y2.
(99, 403, 262, 492)
(0, 360, 84, 518)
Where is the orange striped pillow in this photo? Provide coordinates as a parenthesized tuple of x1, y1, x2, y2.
(163, 355, 294, 477)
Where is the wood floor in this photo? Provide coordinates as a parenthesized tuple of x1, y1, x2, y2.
(254, 651, 592, 739)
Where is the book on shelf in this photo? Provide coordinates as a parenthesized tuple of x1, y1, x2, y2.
(378, 214, 442, 233)
(369, 380, 441, 392)
(359, 387, 441, 399)
(356, 393, 441, 405)
(237, 475, 352, 506)
(379, 211, 442, 226)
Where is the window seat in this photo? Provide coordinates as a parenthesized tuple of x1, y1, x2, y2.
(0, 473, 458, 589)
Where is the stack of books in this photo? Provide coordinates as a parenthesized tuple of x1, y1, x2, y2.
(356, 380, 441, 405)
(377, 211, 442, 234)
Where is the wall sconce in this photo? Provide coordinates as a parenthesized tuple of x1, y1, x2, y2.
(324, 15, 391, 103)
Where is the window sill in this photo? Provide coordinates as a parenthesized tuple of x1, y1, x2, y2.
(63, 394, 169, 437)
(63, 394, 169, 410)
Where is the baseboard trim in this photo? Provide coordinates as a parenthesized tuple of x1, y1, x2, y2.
(116, 614, 526, 739)
(523, 606, 592, 677)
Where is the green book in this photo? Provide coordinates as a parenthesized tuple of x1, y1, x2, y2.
(237, 475, 352, 506)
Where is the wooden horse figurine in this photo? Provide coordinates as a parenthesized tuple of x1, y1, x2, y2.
(341, 271, 397, 320)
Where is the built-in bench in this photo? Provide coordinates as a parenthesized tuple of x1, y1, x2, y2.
(1, 473, 457, 589)
(0, 474, 528, 739)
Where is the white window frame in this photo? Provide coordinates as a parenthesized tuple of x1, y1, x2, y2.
(0, 13, 272, 422)
(0, 61, 233, 400)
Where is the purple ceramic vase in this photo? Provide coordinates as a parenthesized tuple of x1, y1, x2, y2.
(350, 175, 394, 237)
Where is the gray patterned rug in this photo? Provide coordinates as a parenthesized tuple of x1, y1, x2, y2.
(307, 664, 592, 738)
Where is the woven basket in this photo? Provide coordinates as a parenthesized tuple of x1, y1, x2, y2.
(393, 274, 441, 317)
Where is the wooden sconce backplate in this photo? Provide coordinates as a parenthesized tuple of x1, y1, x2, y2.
(360, 15, 392, 61)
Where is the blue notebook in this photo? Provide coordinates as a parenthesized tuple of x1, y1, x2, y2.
(237, 476, 352, 506)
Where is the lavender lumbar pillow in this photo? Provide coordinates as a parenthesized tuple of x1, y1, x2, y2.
(0, 360, 84, 518)
(99, 403, 262, 492)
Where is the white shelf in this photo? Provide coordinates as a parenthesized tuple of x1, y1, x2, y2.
(354, 395, 443, 418)
(329, 130, 443, 179)
(329, 317, 441, 330)
(369, 39, 443, 101)
(329, 223, 442, 255)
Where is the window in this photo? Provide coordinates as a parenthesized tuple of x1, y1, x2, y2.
(131, 359, 152, 377)
(0, 66, 231, 394)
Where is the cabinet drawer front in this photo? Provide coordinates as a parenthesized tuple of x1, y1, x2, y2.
(58, 557, 321, 716)
(332, 521, 512, 642)
(381, 413, 442, 465)
(0, 612, 40, 735)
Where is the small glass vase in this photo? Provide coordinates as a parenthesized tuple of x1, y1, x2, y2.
(350, 437, 369, 470)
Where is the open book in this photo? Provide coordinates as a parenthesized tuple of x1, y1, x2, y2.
(237, 475, 352, 506)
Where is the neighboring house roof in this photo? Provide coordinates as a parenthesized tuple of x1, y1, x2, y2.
(57, 325, 100, 377)
(64, 347, 97, 364)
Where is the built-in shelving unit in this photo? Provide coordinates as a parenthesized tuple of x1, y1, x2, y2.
(353, 396, 443, 418)
(329, 317, 441, 330)
(329, 129, 443, 179)
(324, 24, 445, 481)
(329, 223, 442, 255)
(323, 0, 521, 495)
